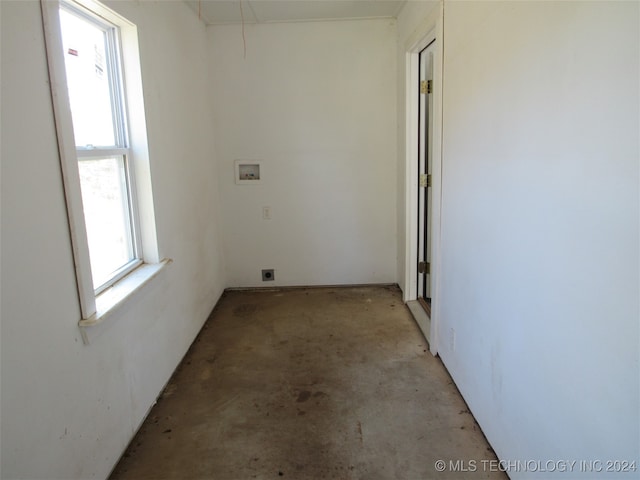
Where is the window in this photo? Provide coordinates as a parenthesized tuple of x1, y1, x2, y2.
(42, 0, 166, 330)
(59, 4, 141, 293)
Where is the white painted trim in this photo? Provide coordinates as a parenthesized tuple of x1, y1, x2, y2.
(76, 147, 129, 158)
(404, 48, 419, 303)
(41, 0, 97, 319)
(402, 4, 444, 355)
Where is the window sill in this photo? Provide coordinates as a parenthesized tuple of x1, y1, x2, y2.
(78, 258, 172, 343)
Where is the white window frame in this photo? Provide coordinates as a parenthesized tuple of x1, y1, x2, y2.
(63, 3, 143, 294)
(42, 0, 168, 340)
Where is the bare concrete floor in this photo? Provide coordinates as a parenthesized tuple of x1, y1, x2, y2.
(110, 286, 506, 480)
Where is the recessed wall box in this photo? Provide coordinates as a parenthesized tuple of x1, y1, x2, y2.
(235, 160, 262, 185)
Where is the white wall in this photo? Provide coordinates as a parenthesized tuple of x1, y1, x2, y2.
(209, 19, 397, 288)
(3, 0, 637, 477)
(397, 0, 639, 476)
(0, 1, 225, 478)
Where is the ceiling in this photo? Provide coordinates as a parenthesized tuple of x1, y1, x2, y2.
(184, 0, 407, 25)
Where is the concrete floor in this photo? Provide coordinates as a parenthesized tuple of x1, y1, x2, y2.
(110, 286, 506, 479)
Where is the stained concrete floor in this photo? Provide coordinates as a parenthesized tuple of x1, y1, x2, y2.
(110, 286, 507, 480)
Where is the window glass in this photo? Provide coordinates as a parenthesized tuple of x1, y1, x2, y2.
(59, 8, 117, 148)
(77, 156, 135, 288)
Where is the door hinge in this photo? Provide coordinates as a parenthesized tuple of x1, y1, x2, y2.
(420, 80, 432, 94)
(419, 174, 432, 188)
(418, 261, 430, 274)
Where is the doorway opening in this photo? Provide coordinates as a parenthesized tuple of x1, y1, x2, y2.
(403, 17, 442, 355)
(417, 41, 435, 317)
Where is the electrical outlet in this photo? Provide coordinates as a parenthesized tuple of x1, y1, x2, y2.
(262, 269, 274, 281)
(262, 206, 272, 220)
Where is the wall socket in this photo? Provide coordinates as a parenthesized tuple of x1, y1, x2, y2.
(262, 269, 275, 281)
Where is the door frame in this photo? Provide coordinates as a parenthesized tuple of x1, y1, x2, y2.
(402, 6, 443, 355)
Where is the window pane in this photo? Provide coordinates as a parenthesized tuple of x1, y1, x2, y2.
(59, 8, 117, 147)
(78, 157, 134, 289)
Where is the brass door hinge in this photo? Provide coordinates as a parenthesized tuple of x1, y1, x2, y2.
(419, 174, 432, 188)
(420, 80, 432, 94)
(418, 261, 430, 274)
